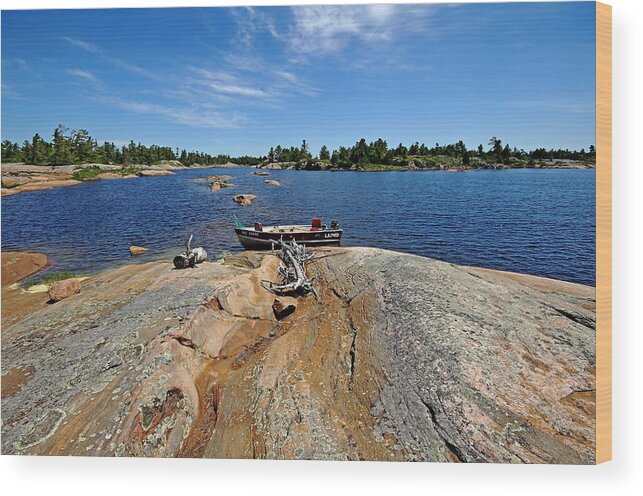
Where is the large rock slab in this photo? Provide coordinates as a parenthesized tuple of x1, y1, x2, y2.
(0, 248, 596, 463)
(1, 252, 49, 286)
(1, 179, 82, 197)
(136, 169, 175, 177)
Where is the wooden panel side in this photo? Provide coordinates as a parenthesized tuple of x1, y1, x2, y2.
(595, 1, 612, 464)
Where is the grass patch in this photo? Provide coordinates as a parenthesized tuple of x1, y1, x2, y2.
(32, 271, 82, 286)
(360, 163, 403, 171)
(72, 165, 104, 181)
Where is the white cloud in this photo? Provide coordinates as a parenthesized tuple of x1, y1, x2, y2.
(63, 36, 100, 53)
(3, 58, 39, 77)
(202, 81, 268, 98)
(67, 68, 97, 82)
(107, 58, 158, 80)
(189, 68, 270, 98)
(223, 53, 264, 72)
(221, 54, 320, 95)
(274, 70, 298, 83)
(63, 36, 157, 80)
(186, 65, 320, 101)
(99, 96, 242, 129)
(232, 7, 280, 47)
(2, 82, 25, 100)
(287, 4, 397, 54)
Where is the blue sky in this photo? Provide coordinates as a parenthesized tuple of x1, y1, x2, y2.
(2, 2, 596, 156)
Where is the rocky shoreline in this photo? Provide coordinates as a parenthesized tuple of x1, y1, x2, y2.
(1, 247, 596, 462)
(1, 159, 595, 197)
(252, 158, 596, 172)
(0, 161, 234, 197)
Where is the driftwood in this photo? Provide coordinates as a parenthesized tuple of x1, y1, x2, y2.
(260, 238, 318, 297)
(173, 235, 208, 269)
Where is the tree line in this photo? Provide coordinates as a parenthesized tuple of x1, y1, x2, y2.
(2, 127, 595, 169)
(1, 125, 264, 167)
(267, 137, 596, 167)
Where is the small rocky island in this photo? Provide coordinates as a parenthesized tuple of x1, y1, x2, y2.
(1, 248, 595, 462)
(0, 162, 179, 197)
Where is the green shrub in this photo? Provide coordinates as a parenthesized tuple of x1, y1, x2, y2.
(361, 163, 400, 171)
(72, 165, 103, 181)
(119, 166, 140, 176)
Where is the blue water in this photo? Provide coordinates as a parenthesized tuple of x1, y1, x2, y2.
(1, 168, 596, 286)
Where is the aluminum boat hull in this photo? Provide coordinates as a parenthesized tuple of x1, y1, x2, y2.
(235, 227, 342, 250)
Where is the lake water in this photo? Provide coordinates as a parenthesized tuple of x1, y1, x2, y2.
(1, 168, 596, 286)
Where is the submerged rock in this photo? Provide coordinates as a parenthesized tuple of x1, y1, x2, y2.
(129, 246, 149, 256)
(210, 181, 234, 192)
(193, 175, 233, 182)
(1, 248, 596, 463)
(264, 179, 280, 186)
(233, 194, 256, 206)
(251, 171, 271, 176)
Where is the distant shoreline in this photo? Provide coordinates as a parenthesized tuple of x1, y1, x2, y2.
(1, 160, 595, 197)
(252, 161, 596, 172)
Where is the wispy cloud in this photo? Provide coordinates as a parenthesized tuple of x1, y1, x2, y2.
(220, 54, 320, 96)
(63, 36, 158, 80)
(67, 68, 98, 82)
(190, 68, 270, 98)
(62, 38, 265, 127)
(61, 24, 319, 130)
(98, 96, 242, 129)
(106, 58, 158, 80)
(286, 4, 397, 54)
(3, 57, 39, 77)
(231, 7, 280, 47)
(63, 36, 100, 53)
(230, 4, 431, 62)
(2, 82, 25, 100)
(274, 70, 298, 84)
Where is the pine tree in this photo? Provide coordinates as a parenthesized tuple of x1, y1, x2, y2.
(52, 125, 74, 165)
(501, 144, 511, 164)
(462, 149, 470, 166)
(319, 145, 330, 161)
(31, 134, 49, 165)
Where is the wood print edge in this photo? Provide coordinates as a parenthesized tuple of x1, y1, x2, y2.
(595, 0, 612, 464)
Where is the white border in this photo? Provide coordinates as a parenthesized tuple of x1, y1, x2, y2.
(1, 1, 641, 494)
